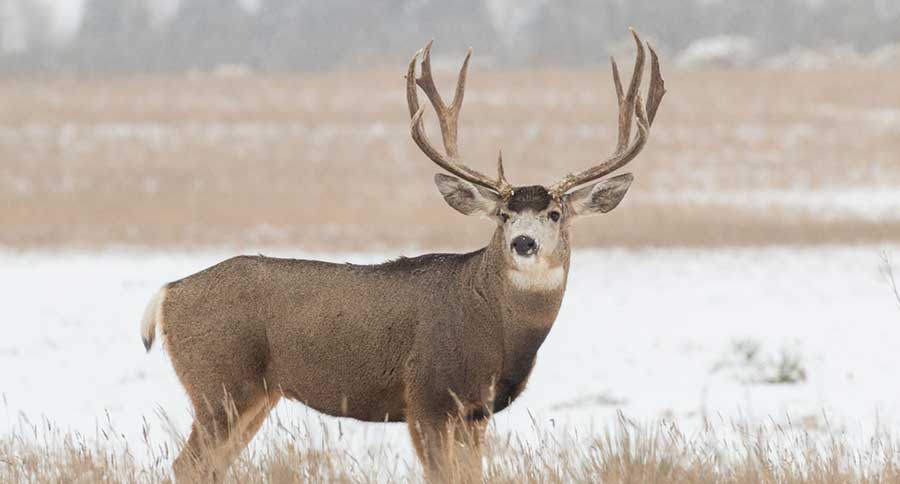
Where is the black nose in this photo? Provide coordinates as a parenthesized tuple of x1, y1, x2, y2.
(511, 235, 537, 256)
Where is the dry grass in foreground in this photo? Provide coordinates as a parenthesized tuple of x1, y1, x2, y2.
(3, 412, 900, 483)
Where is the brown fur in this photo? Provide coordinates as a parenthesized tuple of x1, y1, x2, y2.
(139, 164, 645, 482)
(507, 185, 552, 213)
(144, 29, 652, 481)
(149, 217, 569, 482)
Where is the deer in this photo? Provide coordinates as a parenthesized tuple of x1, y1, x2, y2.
(140, 28, 664, 483)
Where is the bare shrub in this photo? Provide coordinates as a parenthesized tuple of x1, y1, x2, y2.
(712, 338, 807, 384)
(882, 251, 900, 310)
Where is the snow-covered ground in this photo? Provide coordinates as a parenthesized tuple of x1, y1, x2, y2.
(1, 245, 899, 458)
(642, 189, 900, 222)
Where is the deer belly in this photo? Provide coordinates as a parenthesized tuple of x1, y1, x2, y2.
(279, 381, 407, 422)
(269, 327, 410, 422)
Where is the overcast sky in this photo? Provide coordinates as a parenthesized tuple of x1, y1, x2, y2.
(1, 0, 260, 52)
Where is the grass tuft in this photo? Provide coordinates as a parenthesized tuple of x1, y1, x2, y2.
(2, 411, 900, 483)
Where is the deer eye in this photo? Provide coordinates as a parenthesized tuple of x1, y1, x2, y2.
(499, 213, 510, 223)
(549, 211, 560, 222)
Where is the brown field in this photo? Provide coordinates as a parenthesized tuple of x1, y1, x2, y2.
(1, 67, 899, 251)
(3, 412, 899, 484)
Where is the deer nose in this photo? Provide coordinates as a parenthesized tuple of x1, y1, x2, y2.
(511, 235, 538, 256)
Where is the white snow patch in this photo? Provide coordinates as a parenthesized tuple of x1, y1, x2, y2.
(677, 36, 758, 67)
(638, 188, 900, 221)
(1, 245, 899, 455)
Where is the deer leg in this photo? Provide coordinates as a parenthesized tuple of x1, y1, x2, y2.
(406, 407, 487, 483)
(450, 417, 488, 483)
(173, 385, 277, 484)
(406, 405, 455, 483)
(224, 392, 279, 461)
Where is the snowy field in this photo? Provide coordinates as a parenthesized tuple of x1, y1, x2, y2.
(1, 245, 899, 459)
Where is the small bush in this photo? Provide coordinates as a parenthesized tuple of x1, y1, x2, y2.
(712, 338, 807, 385)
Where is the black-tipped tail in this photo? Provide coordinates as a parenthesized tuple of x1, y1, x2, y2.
(140, 287, 166, 353)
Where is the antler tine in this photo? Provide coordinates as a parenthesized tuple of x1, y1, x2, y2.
(406, 40, 512, 197)
(615, 28, 645, 154)
(646, 43, 667, 126)
(497, 149, 509, 186)
(611, 57, 624, 102)
(406, 49, 423, 118)
(416, 40, 471, 158)
(549, 28, 665, 197)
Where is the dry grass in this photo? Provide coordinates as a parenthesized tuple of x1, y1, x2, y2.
(884, 252, 900, 310)
(1, 67, 899, 250)
(3, 411, 900, 483)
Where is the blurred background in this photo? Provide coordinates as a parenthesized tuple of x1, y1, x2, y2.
(1, 0, 899, 250)
(1, 0, 900, 457)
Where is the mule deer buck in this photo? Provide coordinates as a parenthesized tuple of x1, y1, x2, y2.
(141, 28, 664, 483)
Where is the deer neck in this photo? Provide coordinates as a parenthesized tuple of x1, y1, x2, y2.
(471, 229, 569, 328)
(465, 228, 568, 382)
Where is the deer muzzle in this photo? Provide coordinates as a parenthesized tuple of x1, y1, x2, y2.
(511, 235, 538, 257)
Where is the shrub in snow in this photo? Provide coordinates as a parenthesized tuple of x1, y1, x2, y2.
(882, 252, 900, 310)
(711, 338, 807, 385)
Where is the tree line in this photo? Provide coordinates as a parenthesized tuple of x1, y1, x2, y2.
(1, 0, 898, 75)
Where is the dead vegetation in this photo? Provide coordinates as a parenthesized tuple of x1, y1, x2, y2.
(712, 339, 808, 385)
(2, 411, 899, 483)
(0, 67, 899, 250)
(884, 252, 900, 310)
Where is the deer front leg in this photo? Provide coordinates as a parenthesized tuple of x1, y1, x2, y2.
(406, 397, 487, 483)
(450, 415, 488, 483)
(406, 403, 453, 483)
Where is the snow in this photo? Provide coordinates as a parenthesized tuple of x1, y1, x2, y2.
(639, 189, 900, 221)
(869, 44, 900, 67)
(1, 245, 899, 457)
(676, 36, 759, 67)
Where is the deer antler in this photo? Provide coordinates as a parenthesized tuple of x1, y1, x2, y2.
(549, 28, 666, 198)
(407, 40, 513, 198)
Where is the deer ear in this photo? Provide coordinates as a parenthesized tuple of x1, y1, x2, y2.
(434, 174, 499, 217)
(565, 173, 634, 219)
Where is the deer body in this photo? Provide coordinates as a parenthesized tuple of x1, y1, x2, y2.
(152, 228, 565, 424)
(142, 29, 664, 483)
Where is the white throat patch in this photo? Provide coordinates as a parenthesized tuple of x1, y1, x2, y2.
(506, 259, 565, 291)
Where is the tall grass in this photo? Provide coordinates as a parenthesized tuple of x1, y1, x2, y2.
(3, 411, 899, 483)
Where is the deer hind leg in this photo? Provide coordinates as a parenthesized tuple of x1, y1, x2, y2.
(173, 384, 278, 484)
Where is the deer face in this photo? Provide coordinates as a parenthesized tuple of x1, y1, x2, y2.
(498, 186, 563, 264)
(410, 32, 663, 289)
(435, 173, 634, 272)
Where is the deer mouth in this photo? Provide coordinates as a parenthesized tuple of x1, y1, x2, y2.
(511, 247, 538, 258)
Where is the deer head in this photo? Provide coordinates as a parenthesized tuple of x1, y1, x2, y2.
(407, 29, 665, 278)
